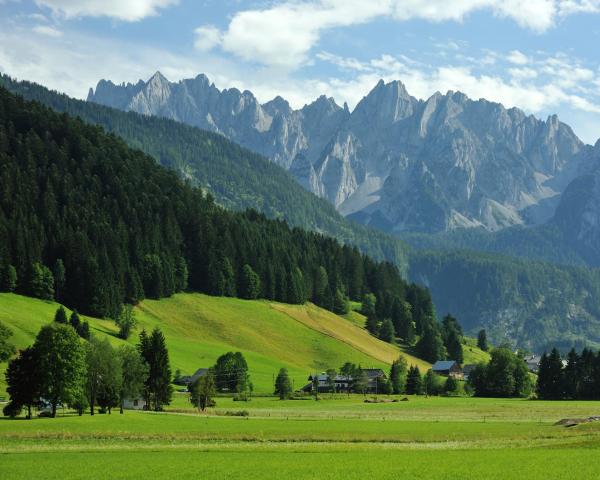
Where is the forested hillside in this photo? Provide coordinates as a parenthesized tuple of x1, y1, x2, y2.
(0, 74, 408, 271)
(409, 250, 600, 351)
(0, 87, 434, 346)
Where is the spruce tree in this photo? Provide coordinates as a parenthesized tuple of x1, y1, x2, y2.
(29, 262, 54, 300)
(69, 310, 80, 330)
(477, 329, 489, 352)
(4, 346, 41, 418)
(54, 306, 68, 324)
(406, 366, 423, 395)
(536, 348, 564, 400)
(145, 328, 173, 411)
(563, 348, 580, 399)
(240, 264, 261, 300)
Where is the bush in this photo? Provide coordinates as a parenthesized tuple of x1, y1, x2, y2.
(2, 401, 22, 418)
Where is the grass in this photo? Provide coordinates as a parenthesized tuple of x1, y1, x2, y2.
(2, 396, 600, 479)
(0, 292, 435, 394)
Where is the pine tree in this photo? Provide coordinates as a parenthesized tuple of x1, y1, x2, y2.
(53, 259, 66, 302)
(78, 321, 90, 340)
(477, 329, 489, 352)
(29, 262, 54, 300)
(416, 325, 445, 363)
(69, 310, 80, 330)
(274, 368, 293, 399)
(406, 366, 423, 395)
(54, 306, 68, 324)
(332, 288, 349, 314)
(536, 348, 564, 400)
(143, 328, 173, 411)
(4, 346, 41, 418)
(563, 348, 580, 399)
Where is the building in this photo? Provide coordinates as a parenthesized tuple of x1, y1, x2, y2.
(431, 360, 463, 379)
(302, 368, 387, 393)
(524, 355, 542, 373)
(175, 368, 209, 387)
(122, 397, 147, 410)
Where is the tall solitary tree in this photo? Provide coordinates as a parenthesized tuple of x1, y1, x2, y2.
(389, 356, 408, 394)
(139, 328, 173, 411)
(34, 323, 86, 417)
(274, 368, 293, 399)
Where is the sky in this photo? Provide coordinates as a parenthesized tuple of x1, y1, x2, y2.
(1, 0, 600, 143)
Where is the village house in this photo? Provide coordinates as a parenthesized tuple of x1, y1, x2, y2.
(302, 368, 387, 393)
(174, 368, 209, 389)
(122, 397, 147, 410)
(431, 360, 463, 379)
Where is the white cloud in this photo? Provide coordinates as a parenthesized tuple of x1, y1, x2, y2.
(507, 50, 529, 65)
(32, 25, 63, 37)
(194, 25, 221, 52)
(196, 0, 600, 70)
(509, 67, 538, 79)
(34, 0, 178, 21)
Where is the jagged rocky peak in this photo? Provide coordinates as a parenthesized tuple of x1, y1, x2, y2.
(87, 71, 591, 235)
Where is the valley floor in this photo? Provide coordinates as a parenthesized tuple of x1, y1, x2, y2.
(2, 395, 600, 479)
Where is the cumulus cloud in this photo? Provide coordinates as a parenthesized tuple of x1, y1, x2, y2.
(507, 50, 529, 65)
(195, 0, 600, 70)
(194, 25, 221, 52)
(34, 0, 178, 21)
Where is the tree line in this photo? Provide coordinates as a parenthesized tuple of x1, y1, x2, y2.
(0, 86, 433, 331)
(536, 347, 600, 400)
(3, 311, 172, 418)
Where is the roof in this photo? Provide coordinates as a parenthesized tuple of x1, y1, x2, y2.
(432, 360, 459, 371)
(362, 369, 386, 378)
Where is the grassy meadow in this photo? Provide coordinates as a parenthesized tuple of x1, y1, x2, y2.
(0, 292, 434, 395)
(2, 396, 600, 479)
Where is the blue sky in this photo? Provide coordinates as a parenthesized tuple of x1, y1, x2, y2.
(1, 0, 600, 142)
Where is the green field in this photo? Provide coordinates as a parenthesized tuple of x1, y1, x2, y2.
(2, 396, 600, 479)
(0, 292, 438, 394)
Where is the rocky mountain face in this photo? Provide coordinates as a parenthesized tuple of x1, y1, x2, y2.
(88, 72, 591, 235)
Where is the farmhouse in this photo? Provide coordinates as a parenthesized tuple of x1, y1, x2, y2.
(524, 355, 542, 373)
(175, 368, 209, 387)
(432, 360, 463, 379)
(303, 368, 387, 393)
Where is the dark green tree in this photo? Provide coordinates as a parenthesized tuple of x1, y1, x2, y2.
(424, 369, 441, 396)
(563, 348, 580, 399)
(352, 367, 368, 396)
(29, 262, 54, 300)
(406, 366, 423, 395)
(332, 288, 350, 314)
(213, 351, 249, 393)
(78, 321, 90, 340)
(444, 375, 458, 394)
(274, 368, 293, 399)
(86, 337, 122, 414)
(0, 321, 16, 362)
(477, 329, 489, 352)
(34, 323, 86, 417)
(53, 259, 66, 302)
(378, 318, 395, 344)
(1, 265, 17, 292)
(416, 326, 446, 363)
(54, 306, 68, 324)
(240, 264, 261, 300)
(361, 293, 376, 318)
(536, 349, 564, 400)
(4, 346, 41, 418)
(69, 310, 81, 330)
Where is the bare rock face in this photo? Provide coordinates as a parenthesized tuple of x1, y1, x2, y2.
(88, 72, 589, 234)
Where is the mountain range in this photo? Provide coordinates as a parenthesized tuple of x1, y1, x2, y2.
(88, 72, 600, 253)
(4, 73, 600, 351)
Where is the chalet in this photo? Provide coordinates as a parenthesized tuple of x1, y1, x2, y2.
(175, 368, 209, 387)
(524, 355, 541, 373)
(302, 368, 387, 393)
(431, 360, 463, 379)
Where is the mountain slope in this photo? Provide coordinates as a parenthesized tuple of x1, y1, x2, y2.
(88, 72, 592, 235)
(0, 74, 408, 270)
(0, 292, 430, 394)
